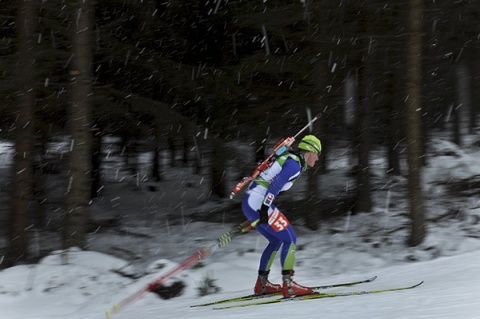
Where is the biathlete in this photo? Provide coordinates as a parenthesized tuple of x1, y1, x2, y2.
(241, 135, 322, 297)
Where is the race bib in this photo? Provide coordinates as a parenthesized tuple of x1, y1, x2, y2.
(268, 208, 290, 232)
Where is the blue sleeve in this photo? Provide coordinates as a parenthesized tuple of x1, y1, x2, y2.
(265, 158, 301, 200)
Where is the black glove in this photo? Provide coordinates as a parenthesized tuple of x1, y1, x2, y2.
(258, 204, 270, 224)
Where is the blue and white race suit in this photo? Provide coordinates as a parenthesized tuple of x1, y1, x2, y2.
(242, 152, 306, 272)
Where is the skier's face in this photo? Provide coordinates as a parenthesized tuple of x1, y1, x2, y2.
(305, 151, 319, 168)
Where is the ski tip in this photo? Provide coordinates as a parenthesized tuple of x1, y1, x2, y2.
(414, 281, 424, 287)
(367, 276, 378, 282)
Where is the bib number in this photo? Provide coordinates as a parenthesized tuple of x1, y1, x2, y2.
(268, 208, 290, 232)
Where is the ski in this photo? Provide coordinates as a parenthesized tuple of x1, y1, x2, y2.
(191, 275, 377, 307)
(213, 281, 424, 310)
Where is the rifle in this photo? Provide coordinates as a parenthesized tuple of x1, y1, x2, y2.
(230, 116, 318, 199)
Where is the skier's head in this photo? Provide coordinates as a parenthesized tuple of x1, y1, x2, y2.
(298, 135, 321, 168)
(298, 135, 321, 154)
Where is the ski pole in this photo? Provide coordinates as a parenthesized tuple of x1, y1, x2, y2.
(230, 116, 318, 199)
(105, 219, 258, 318)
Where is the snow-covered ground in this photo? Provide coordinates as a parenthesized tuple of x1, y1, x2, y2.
(1, 135, 480, 318)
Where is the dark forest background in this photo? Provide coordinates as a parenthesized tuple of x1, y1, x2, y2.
(1, 0, 480, 266)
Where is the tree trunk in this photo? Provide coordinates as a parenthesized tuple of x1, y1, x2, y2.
(152, 121, 163, 181)
(470, 45, 480, 133)
(33, 129, 48, 225)
(168, 126, 176, 167)
(182, 121, 189, 166)
(211, 137, 226, 198)
(405, 0, 426, 247)
(385, 61, 402, 176)
(91, 126, 102, 198)
(355, 58, 373, 213)
(344, 74, 357, 167)
(353, 6, 373, 214)
(8, 0, 38, 264)
(64, 0, 94, 250)
(453, 62, 471, 144)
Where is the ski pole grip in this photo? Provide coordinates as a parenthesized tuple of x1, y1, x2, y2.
(250, 219, 260, 228)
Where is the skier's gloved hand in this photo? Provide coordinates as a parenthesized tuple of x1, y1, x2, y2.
(258, 204, 270, 224)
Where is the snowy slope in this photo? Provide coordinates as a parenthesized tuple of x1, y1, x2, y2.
(2, 137, 480, 318)
(1, 247, 480, 319)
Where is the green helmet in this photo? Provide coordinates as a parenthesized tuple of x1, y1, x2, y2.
(298, 135, 322, 153)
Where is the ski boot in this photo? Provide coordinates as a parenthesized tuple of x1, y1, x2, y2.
(282, 270, 314, 297)
(254, 270, 282, 295)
